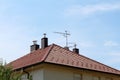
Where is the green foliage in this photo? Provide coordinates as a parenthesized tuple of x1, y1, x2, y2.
(0, 64, 21, 80)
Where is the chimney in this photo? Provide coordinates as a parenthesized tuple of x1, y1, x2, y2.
(41, 33, 48, 49)
(73, 44, 79, 54)
(30, 40, 39, 52)
(73, 48, 79, 54)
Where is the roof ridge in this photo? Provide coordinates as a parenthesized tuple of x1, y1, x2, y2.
(42, 44, 55, 61)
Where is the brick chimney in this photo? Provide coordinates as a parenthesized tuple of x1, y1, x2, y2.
(41, 33, 48, 49)
(30, 40, 39, 52)
(73, 44, 79, 54)
(73, 48, 79, 54)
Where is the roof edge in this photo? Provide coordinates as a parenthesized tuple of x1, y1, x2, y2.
(45, 62, 120, 76)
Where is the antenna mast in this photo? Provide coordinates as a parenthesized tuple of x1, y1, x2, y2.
(54, 31, 70, 47)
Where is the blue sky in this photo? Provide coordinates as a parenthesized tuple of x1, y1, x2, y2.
(0, 0, 120, 70)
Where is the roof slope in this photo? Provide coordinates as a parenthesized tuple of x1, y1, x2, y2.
(9, 45, 52, 70)
(9, 44, 120, 75)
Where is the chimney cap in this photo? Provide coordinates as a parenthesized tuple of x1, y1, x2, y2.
(33, 40, 37, 45)
(43, 33, 47, 38)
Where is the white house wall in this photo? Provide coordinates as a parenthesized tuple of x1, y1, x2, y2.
(43, 64, 120, 80)
(21, 64, 120, 80)
(44, 67, 73, 80)
(21, 69, 44, 80)
(30, 69, 44, 80)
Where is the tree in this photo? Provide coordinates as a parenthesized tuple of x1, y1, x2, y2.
(0, 64, 21, 80)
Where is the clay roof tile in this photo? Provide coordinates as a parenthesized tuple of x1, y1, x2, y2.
(8, 44, 120, 75)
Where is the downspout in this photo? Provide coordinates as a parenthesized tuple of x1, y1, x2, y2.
(23, 69, 30, 79)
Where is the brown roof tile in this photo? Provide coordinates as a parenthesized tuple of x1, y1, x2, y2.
(9, 45, 53, 70)
(9, 44, 120, 75)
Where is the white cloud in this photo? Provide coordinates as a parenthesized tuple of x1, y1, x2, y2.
(104, 41, 119, 47)
(64, 3, 120, 16)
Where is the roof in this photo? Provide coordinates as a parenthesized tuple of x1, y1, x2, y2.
(9, 44, 120, 75)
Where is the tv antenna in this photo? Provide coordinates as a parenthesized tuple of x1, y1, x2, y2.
(54, 31, 70, 47)
(68, 42, 77, 48)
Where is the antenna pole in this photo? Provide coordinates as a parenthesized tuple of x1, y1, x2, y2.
(54, 31, 70, 47)
(65, 31, 68, 47)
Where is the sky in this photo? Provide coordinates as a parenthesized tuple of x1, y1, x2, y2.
(0, 0, 120, 70)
